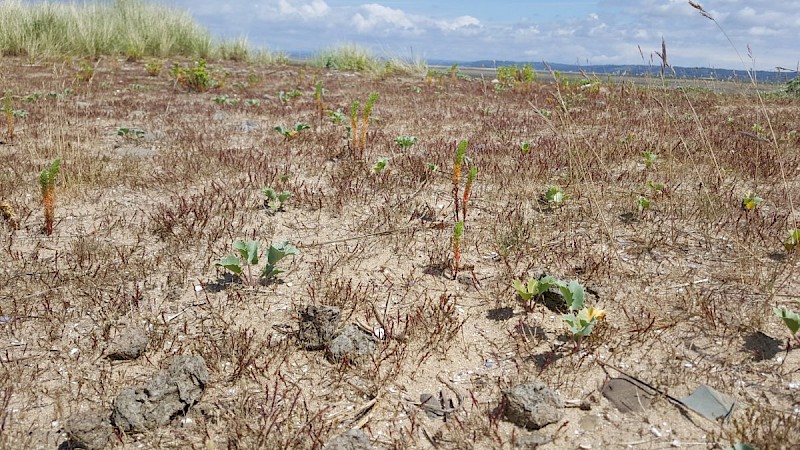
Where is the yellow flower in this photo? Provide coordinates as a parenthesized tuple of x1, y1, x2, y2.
(587, 307, 606, 321)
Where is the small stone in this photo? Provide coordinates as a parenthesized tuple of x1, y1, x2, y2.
(64, 410, 112, 450)
(107, 328, 149, 361)
(514, 431, 550, 448)
(322, 429, 375, 450)
(328, 324, 378, 364)
(503, 382, 564, 430)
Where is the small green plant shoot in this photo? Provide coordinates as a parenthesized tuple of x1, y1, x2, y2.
(544, 185, 569, 206)
(785, 228, 800, 252)
(643, 150, 658, 169)
(349, 92, 379, 157)
(328, 108, 345, 124)
(512, 275, 559, 302)
(314, 80, 325, 117)
(741, 192, 764, 211)
(262, 187, 291, 212)
(637, 195, 651, 212)
(373, 157, 389, 174)
(274, 122, 310, 141)
(562, 306, 606, 340)
(394, 135, 417, 150)
(39, 158, 61, 235)
(216, 240, 300, 286)
(773, 307, 800, 344)
(520, 141, 531, 155)
(117, 127, 145, 140)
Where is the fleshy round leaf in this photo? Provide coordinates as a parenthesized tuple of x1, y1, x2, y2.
(216, 255, 242, 275)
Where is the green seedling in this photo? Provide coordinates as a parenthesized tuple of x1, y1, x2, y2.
(774, 307, 800, 335)
(263, 241, 300, 280)
(558, 279, 586, 311)
(544, 185, 569, 205)
(145, 60, 163, 77)
(394, 135, 417, 150)
(216, 240, 299, 286)
(211, 95, 238, 105)
(785, 228, 800, 252)
(314, 80, 325, 117)
(643, 150, 658, 169)
(117, 127, 145, 140)
(39, 159, 61, 235)
(512, 275, 559, 302)
(262, 187, 291, 212)
(774, 307, 800, 345)
(373, 157, 389, 174)
(637, 195, 651, 212)
(349, 92, 379, 157)
(328, 108, 345, 124)
(172, 59, 221, 92)
(520, 141, 531, 155)
(274, 122, 310, 141)
(741, 192, 764, 211)
(427, 163, 439, 172)
(647, 180, 665, 193)
(245, 98, 260, 106)
(278, 89, 302, 104)
(562, 306, 606, 342)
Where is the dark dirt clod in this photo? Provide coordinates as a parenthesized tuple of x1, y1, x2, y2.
(64, 410, 113, 450)
(111, 355, 208, 433)
(297, 305, 341, 350)
(503, 382, 564, 430)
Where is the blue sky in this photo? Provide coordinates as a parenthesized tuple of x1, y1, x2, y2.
(169, 0, 798, 70)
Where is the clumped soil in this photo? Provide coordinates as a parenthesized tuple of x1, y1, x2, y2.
(0, 57, 799, 449)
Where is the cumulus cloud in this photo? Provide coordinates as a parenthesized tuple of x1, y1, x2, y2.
(433, 15, 481, 32)
(169, 0, 797, 69)
(352, 4, 416, 32)
(277, 0, 330, 19)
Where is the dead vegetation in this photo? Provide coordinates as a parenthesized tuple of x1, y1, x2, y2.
(0, 55, 798, 449)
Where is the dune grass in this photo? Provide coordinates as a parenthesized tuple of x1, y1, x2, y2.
(0, 0, 257, 61)
(310, 43, 427, 76)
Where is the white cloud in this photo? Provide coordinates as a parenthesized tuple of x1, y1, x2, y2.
(352, 4, 416, 32)
(434, 15, 481, 32)
(276, 0, 330, 19)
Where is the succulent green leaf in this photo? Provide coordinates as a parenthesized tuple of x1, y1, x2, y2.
(559, 280, 585, 311)
(267, 241, 299, 266)
(216, 255, 243, 275)
(233, 240, 259, 266)
(774, 307, 800, 335)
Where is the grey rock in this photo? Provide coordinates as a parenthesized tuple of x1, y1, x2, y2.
(64, 410, 112, 450)
(107, 328, 149, 361)
(297, 305, 340, 350)
(112, 355, 208, 433)
(322, 429, 375, 450)
(503, 382, 563, 430)
(328, 324, 377, 364)
(514, 431, 550, 448)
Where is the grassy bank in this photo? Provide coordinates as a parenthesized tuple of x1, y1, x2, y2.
(0, 0, 249, 60)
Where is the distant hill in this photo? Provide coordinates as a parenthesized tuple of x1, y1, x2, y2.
(429, 59, 798, 84)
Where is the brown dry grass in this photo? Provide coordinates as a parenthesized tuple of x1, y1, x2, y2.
(0, 56, 799, 449)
